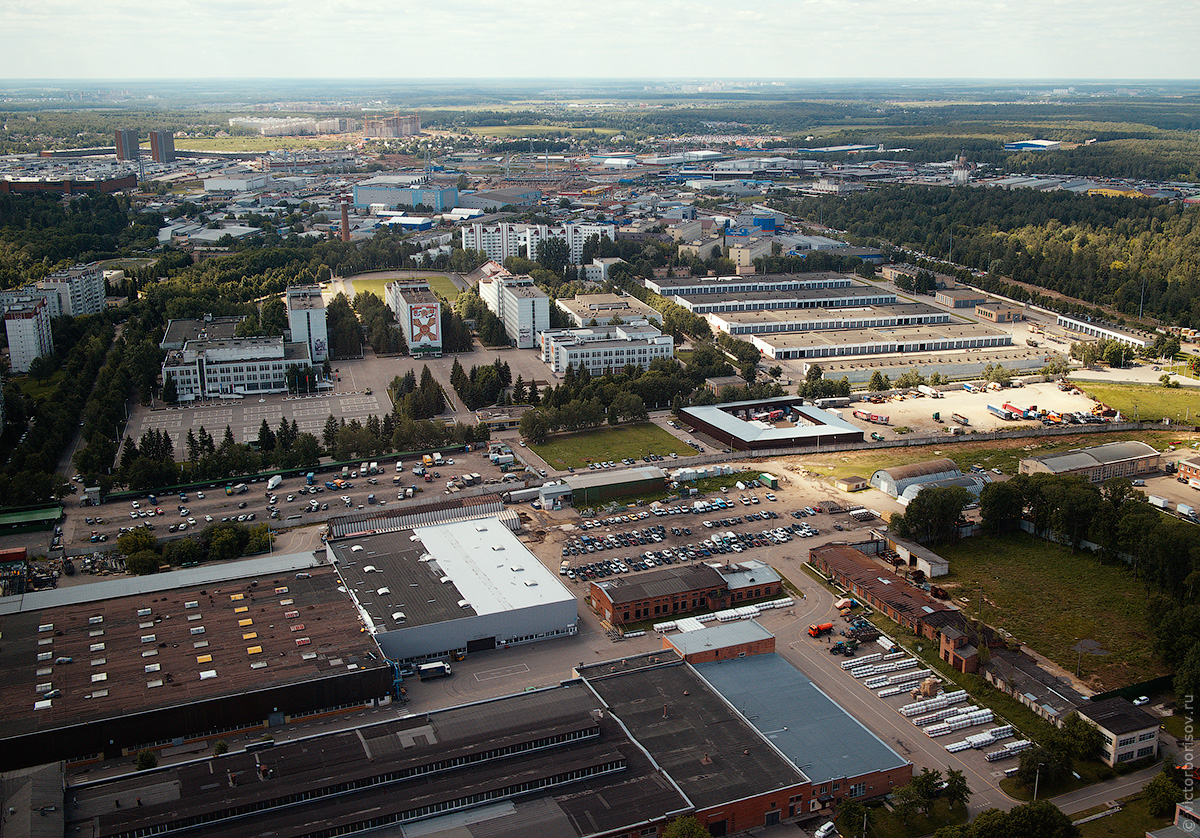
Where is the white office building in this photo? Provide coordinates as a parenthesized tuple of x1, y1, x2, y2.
(540, 321, 674, 375)
(461, 222, 616, 265)
(478, 272, 549, 349)
(385, 281, 443, 357)
(285, 285, 328, 363)
(3, 297, 54, 374)
(161, 337, 313, 401)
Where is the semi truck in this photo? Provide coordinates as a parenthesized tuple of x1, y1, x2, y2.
(950, 413, 970, 426)
(917, 385, 942, 398)
(852, 409, 890, 425)
(267, 475, 283, 491)
(987, 404, 1016, 420)
(808, 622, 834, 638)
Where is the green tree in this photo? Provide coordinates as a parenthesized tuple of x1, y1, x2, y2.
(979, 481, 1024, 534)
(974, 800, 1080, 838)
(662, 816, 710, 838)
(909, 767, 943, 815)
(1145, 768, 1184, 817)
(162, 373, 178, 405)
(1173, 640, 1200, 705)
(943, 767, 971, 809)
(1016, 744, 1072, 791)
(213, 740, 229, 756)
(126, 550, 161, 576)
(868, 370, 890, 392)
(135, 749, 159, 770)
(836, 799, 868, 837)
(1056, 713, 1103, 762)
(117, 528, 159, 557)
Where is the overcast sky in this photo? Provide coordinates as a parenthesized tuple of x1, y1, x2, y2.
(3, 0, 1198, 80)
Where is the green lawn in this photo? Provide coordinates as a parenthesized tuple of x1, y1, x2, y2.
(1070, 380, 1200, 424)
(1077, 793, 1172, 838)
(345, 274, 460, 302)
(936, 533, 1162, 690)
(96, 257, 156, 271)
(12, 371, 64, 400)
(531, 423, 694, 470)
(843, 799, 968, 838)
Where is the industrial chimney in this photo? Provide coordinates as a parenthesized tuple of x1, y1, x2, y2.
(340, 198, 350, 243)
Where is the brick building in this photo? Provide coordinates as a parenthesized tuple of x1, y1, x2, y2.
(590, 562, 783, 626)
(663, 619, 775, 663)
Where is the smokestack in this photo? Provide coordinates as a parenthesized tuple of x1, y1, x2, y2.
(340, 198, 350, 243)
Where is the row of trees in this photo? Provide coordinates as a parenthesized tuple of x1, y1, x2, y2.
(390, 366, 446, 421)
(451, 358, 512, 411)
(117, 520, 272, 576)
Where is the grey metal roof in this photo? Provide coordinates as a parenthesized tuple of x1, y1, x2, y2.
(667, 619, 773, 656)
(681, 399, 861, 445)
(875, 458, 959, 482)
(1077, 696, 1159, 736)
(564, 466, 665, 492)
(715, 559, 781, 591)
(694, 654, 909, 785)
(1029, 441, 1158, 473)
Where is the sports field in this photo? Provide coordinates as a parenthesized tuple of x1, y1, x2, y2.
(531, 423, 694, 470)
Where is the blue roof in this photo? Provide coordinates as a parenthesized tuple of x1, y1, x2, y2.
(694, 654, 909, 785)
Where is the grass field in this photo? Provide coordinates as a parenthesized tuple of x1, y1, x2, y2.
(793, 429, 1200, 483)
(12, 371, 64, 401)
(345, 274, 460, 302)
(96, 257, 156, 271)
(936, 533, 1161, 690)
(467, 124, 621, 138)
(1071, 380, 1200, 423)
(531, 423, 694, 470)
(1076, 793, 1172, 837)
(168, 137, 350, 153)
(848, 799, 967, 838)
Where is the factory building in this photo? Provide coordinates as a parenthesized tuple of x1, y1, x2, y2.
(555, 292, 663, 327)
(284, 284, 328, 363)
(708, 301, 949, 337)
(870, 458, 962, 498)
(562, 466, 667, 506)
(748, 321, 1013, 361)
(1056, 314, 1149, 349)
(385, 280, 442, 357)
(934, 287, 988, 309)
(0, 172, 137, 195)
(478, 271, 550, 348)
(202, 173, 270, 193)
(161, 336, 313, 400)
(1076, 698, 1160, 767)
(590, 560, 783, 626)
(352, 176, 456, 211)
(455, 186, 542, 210)
(0, 553, 391, 769)
(681, 398, 864, 452)
(644, 272, 853, 297)
(328, 518, 578, 663)
(898, 473, 991, 506)
(539, 320, 674, 375)
(678, 284, 899, 315)
(1019, 440, 1160, 482)
(3, 297, 54, 374)
(326, 493, 517, 539)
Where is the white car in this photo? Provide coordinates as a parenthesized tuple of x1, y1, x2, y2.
(204, 515, 213, 523)
(187, 517, 197, 526)
(131, 500, 140, 508)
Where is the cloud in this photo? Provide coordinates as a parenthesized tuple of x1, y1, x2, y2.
(0, 0, 1197, 78)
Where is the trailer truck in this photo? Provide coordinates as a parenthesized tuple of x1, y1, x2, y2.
(950, 413, 970, 426)
(1148, 495, 1170, 509)
(987, 404, 1015, 421)
(418, 661, 452, 680)
(808, 622, 834, 637)
(917, 385, 942, 398)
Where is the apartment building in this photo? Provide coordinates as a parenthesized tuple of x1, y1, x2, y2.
(539, 320, 674, 374)
(478, 272, 549, 349)
(461, 222, 616, 265)
(3, 297, 53, 374)
(37, 263, 107, 317)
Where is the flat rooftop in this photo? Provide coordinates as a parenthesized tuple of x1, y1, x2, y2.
(694, 654, 910, 785)
(160, 316, 245, 348)
(329, 518, 574, 633)
(557, 294, 660, 321)
(753, 320, 1009, 350)
(68, 685, 687, 838)
(682, 398, 864, 445)
(564, 466, 665, 492)
(0, 559, 381, 741)
(677, 285, 895, 307)
(393, 285, 438, 305)
(585, 661, 808, 808)
(649, 271, 849, 291)
(285, 286, 325, 311)
(666, 619, 773, 656)
(711, 301, 945, 327)
(594, 564, 726, 606)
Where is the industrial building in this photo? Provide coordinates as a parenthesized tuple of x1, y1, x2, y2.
(933, 287, 988, 309)
(644, 272, 853, 298)
(975, 302, 1024, 323)
(1056, 314, 1149, 349)
(590, 560, 783, 626)
(539, 320, 674, 375)
(898, 473, 991, 506)
(709, 301, 950, 337)
(455, 186, 542, 210)
(3, 296, 54, 374)
(66, 683, 690, 838)
(562, 466, 666, 506)
(681, 397, 864, 452)
(1076, 698, 1160, 766)
(0, 171, 137, 195)
(285, 284, 328, 363)
(352, 176, 456, 211)
(0, 553, 390, 769)
(662, 618, 776, 663)
(478, 270, 550, 348)
(1018, 440, 1160, 482)
(748, 320, 1013, 361)
(325, 492, 518, 539)
(555, 292, 663, 327)
(328, 518, 578, 663)
(870, 458, 962, 498)
(808, 542, 957, 639)
(161, 336, 313, 400)
(385, 280, 442, 357)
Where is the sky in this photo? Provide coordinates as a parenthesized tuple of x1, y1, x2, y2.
(2, 0, 1199, 80)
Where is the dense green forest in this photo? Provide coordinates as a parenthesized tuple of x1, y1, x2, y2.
(776, 185, 1200, 326)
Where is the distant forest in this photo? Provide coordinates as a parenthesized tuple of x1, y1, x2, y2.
(776, 185, 1200, 327)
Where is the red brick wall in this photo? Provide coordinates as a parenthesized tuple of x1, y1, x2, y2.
(697, 785, 808, 834)
(665, 635, 776, 663)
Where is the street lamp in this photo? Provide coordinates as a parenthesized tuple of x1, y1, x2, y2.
(1033, 762, 1045, 801)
